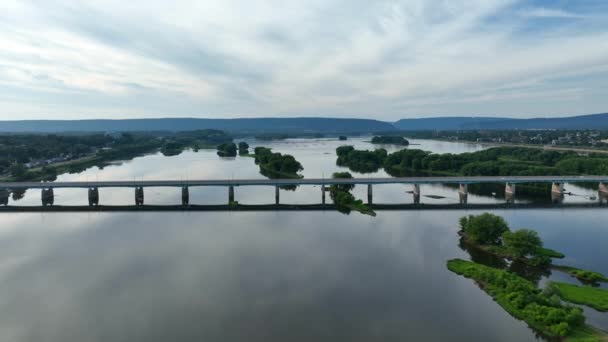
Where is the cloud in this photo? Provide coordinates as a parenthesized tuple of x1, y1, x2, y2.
(0, 0, 607, 120)
(519, 7, 587, 19)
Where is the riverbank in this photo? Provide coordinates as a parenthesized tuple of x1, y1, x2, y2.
(442, 138, 608, 155)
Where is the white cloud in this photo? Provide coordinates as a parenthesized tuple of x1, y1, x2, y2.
(0, 0, 607, 120)
(519, 7, 587, 19)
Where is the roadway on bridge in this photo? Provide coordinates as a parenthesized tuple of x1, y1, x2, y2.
(1, 176, 607, 189)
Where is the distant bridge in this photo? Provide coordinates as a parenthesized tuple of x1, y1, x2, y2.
(1, 176, 607, 208)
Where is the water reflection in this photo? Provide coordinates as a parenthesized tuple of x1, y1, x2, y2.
(458, 238, 552, 285)
(0, 211, 544, 342)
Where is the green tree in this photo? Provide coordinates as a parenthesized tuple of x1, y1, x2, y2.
(9, 163, 27, 180)
(217, 143, 237, 157)
(503, 229, 543, 258)
(330, 172, 355, 192)
(460, 213, 510, 245)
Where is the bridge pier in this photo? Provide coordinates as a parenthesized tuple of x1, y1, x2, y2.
(600, 182, 608, 196)
(505, 182, 516, 203)
(551, 182, 564, 204)
(599, 182, 608, 205)
(41, 188, 54, 206)
(275, 186, 280, 205)
(182, 186, 189, 206)
(367, 184, 373, 205)
(321, 186, 326, 205)
(0, 188, 8, 206)
(459, 184, 468, 205)
(413, 184, 421, 204)
(228, 186, 235, 204)
(88, 187, 99, 206)
(135, 187, 144, 206)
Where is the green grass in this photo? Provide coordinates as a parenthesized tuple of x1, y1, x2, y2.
(567, 325, 608, 342)
(550, 282, 608, 312)
(537, 247, 565, 259)
(554, 266, 608, 285)
(347, 201, 376, 216)
(447, 259, 606, 341)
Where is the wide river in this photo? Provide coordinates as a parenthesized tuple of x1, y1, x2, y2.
(1, 138, 606, 341)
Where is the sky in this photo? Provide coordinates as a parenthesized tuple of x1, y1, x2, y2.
(1, 0, 608, 121)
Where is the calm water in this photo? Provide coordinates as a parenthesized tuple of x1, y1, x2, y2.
(1, 138, 606, 341)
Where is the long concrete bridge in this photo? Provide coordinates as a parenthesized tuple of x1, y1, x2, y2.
(1, 176, 608, 207)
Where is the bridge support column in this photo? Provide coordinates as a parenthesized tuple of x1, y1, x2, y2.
(135, 187, 144, 206)
(600, 182, 608, 196)
(88, 187, 99, 206)
(551, 182, 564, 204)
(41, 188, 54, 206)
(599, 182, 608, 205)
(182, 186, 189, 206)
(367, 184, 373, 205)
(459, 184, 468, 205)
(228, 186, 235, 204)
(321, 186, 326, 205)
(275, 186, 280, 205)
(413, 184, 421, 204)
(505, 183, 516, 203)
(0, 188, 8, 206)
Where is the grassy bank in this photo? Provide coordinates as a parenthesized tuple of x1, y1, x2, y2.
(447, 259, 606, 341)
(554, 266, 608, 286)
(549, 282, 608, 312)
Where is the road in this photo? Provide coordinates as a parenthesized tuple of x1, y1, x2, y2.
(1, 175, 607, 189)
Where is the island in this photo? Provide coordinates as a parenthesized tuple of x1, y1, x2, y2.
(328, 172, 375, 216)
(217, 142, 237, 157)
(450, 213, 608, 341)
(336, 145, 387, 173)
(252, 147, 303, 180)
(334, 145, 608, 197)
(371, 135, 410, 145)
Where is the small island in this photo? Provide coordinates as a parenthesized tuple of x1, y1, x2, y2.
(458, 213, 563, 266)
(451, 213, 608, 341)
(217, 142, 237, 157)
(238, 142, 249, 155)
(328, 172, 375, 216)
(371, 135, 410, 145)
(252, 147, 303, 179)
(336, 145, 387, 173)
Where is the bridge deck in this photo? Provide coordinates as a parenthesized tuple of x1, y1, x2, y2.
(1, 176, 607, 189)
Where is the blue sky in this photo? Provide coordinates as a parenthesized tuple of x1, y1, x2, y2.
(1, 0, 607, 121)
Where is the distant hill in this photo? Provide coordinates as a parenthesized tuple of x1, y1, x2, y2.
(393, 117, 509, 130)
(2, 112, 608, 133)
(394, 113, 608, 130)
(0, 117, 396, 133)
(476, 113, 608, 130)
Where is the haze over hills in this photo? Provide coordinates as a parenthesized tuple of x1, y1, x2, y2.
(1, 113, 608, 133)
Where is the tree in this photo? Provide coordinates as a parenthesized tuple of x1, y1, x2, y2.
(330, 172, 355, 192)
(503, 229, 543, 258)
(238, 141, 249, 155)
(460, 213, 510, 245)
(336, 145, 354, 157)
(217, 143, 237, 157)
(9, 163, 27, 180)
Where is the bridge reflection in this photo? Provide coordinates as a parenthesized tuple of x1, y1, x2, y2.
(1, 177, 607, 208)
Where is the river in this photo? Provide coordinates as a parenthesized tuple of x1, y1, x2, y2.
(0, 138, 606, 341)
